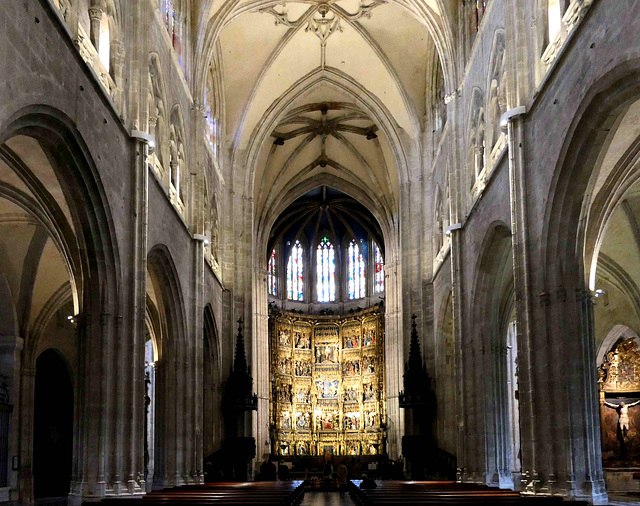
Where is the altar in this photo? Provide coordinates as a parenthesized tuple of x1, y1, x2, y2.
(269, 306, 386, 458)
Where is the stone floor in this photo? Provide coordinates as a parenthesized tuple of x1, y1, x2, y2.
(300, 491, 355, 505)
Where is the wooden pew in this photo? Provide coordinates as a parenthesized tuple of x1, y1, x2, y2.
(348, 480, 588, 506)
(98, 481, 304, 506)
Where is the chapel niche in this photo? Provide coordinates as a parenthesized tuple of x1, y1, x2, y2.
(599, 338, 640, 464)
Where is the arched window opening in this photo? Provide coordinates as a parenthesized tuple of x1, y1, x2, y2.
(164, 0, 175, 43)
(268, 249, 278, 296)
(162, 0, 184, 72)
(144, 336, 157, 490)
(548, 0, 563, 42)
(348, 239, 365, 300)
(374, 243, 384, 294)
(287, 240, 304, 301)
(98, 14, 110, 72)
(204, 87, 217, 158)
(317, 237, 336, 302)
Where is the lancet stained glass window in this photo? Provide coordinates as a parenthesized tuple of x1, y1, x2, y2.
(316, 237, 336, 302)
(268, 249, 277, 296)
(374, 243, 384, 293)
(348, 239, 365, 299)
(287, 241, 304, 300)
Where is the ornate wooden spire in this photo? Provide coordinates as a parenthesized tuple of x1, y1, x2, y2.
(399, 314, 434, 409)
(224, 318, 257, 412)
(234, 318, 248, 373)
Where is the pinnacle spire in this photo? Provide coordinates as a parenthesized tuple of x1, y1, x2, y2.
(234, 318, 247, 373)
(408, 314, 423, 371)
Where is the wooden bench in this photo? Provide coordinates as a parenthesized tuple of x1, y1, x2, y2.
(348, 480, 587, 506)
(99, 481, 304, 506)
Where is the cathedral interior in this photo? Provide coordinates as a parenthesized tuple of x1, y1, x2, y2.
(2, 0, 640, 504)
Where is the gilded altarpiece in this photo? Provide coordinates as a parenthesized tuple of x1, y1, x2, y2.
(269, 307, 385, 457)
(599, 338, 640, 462)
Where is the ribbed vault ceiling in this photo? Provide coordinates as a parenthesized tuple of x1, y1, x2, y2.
(194, 0, 457, 238)
(268, 186, 384, 262)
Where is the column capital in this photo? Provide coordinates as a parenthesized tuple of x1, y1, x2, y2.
(0, 336, 24, 351)
(88, 7, 103, 21)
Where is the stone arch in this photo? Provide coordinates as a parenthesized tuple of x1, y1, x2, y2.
(203, 304, 222, 458)
(33, 348, 74, 499)
(435, 289, 455, 455)
(597, 324, 640, 366)
(193, 0, 458, 120)
(0, 105, 121, 503)
(470, 222, 517, 488)
(147, 244, 188, 487)
(538, 60, 640, 501)
(241, 71, 410, 200)
(543, 60, 640, 294)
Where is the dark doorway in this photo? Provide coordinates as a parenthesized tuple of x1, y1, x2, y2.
(33, 349, 73, 499)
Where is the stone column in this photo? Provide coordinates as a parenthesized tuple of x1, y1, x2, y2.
(170, 160, 179, 196)
(18, 368, 35, 505)
(0, 337, 23, 501)
(88, 7, 103, 52)
(125, 135, 149, 495)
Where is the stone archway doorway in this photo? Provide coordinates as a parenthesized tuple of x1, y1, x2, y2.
(33, 349, 73, 499)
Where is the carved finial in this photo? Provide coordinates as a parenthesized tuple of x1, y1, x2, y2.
(234, 318, 247, 372)
(408, 314, 423, 371)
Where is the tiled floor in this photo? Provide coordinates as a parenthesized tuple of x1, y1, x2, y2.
(300, 491, 355, 505)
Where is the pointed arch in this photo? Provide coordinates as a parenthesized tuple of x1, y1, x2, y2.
(470, 222, 517, 488)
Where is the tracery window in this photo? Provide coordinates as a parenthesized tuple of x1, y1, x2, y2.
(316, 237, 336, 302)
(287, 241, 304, 301)
(268, 249, 278, 296)
(374, 243, 384, 294)
(204, 87, 217, 158)
(347, 239, 365, 300)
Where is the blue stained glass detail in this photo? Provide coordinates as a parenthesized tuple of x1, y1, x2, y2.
(348, 239, 365, 299)
(374, 243, 384, 293)
(317, 237, 335, 302)
(287, 241, 304, 300)
(268, 249, 277, 296)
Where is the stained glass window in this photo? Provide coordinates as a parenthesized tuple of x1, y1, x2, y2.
(164, 1, 174, 38)
(348, 239, 365, 299)
(205, 92, 217, 155)
(287, 241, 304, 301)
(476, 0, 487, 30)
(268, 249, 277, 296)
(316, 237, 335, 302)
(374, 243, 384, 293)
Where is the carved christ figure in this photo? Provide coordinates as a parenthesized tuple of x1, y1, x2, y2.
(604, 400, 640, 438)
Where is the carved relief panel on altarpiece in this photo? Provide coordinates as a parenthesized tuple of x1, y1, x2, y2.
(269, 307, 385, 457)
